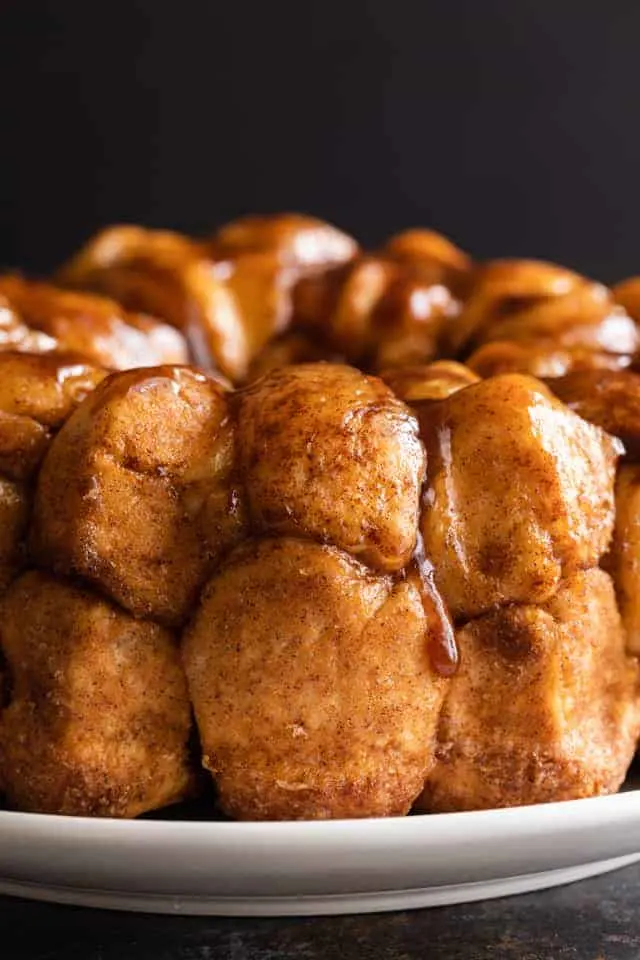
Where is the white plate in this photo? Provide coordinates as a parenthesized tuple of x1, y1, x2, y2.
(0, 789, 639, 916)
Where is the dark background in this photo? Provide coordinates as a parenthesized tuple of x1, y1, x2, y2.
(1, 0, 639, 281)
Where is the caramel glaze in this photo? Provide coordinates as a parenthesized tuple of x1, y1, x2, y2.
(410, 532, 458, 677)
(352, 366, 462, 676)
(412, 395, 460, 676)
(547, 369, 640, 462)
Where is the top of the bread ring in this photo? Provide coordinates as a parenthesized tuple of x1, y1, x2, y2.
(451, 259, 639, 358)
(0, 274, 187, 370)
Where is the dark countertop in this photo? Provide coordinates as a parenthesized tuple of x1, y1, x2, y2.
(3, 862, 640, 960)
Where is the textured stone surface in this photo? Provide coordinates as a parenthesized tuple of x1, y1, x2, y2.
(3, 863, 640, 959)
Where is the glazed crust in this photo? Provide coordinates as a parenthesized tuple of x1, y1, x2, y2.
(420, 373, 621, 620)
(382, 228, 473, 293)
(293, 255, 462, 370)
(452, 259, 638, 357)
(237, 363, 425, 571)
(467, 338, 632, 379)
(0, 352, 107, 592)
(378, 361, 481, 438)
(418, 569, 640, 811)
(59, 226, 253, 379)
(30, 366, 245, 626)
(547, 369, 640, 458)
(0, 352, 106, 431)
(209, 213, 358, 271)
(0, 571, 194, 816)
(183, 538, 448, 820)
(379, 360, 479, 404)
(0, 275, 187, 369)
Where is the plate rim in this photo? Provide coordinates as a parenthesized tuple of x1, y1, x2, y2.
(0, 786, 638, 837)
(1, 855, 639, 916)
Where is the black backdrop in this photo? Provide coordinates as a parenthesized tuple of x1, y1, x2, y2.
(2, 0, 639, 281)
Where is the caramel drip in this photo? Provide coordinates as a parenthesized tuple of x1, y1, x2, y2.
(412, 531, 458, 677)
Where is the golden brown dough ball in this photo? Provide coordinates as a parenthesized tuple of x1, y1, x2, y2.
(0, 293, 59, 353)
(211, 251, 296, 374)
(0, 275, 187, 369)
(548, 369, 640, 458)
(59, 225, 214, 336)
(31, 366, 245, 626)
(237, 363, 425, 572)
(379, 360, 479, 404)
(293, 255, 462, 371)
(418, 569, 640, 812)
(209, 213, 359, 272)
(467, 339, 632, 379)
(379, 361, 480, 438)
(183, 538, 450, 820)
(383, 228, 474, 296)
(452, 259, 638, 359)
(367, 268, 462, 369)
(0, 352, 107, 593)
(420, 373, 621, 620)
(0, 571, 194, 816)
(0, 351, 106, 433)
(292, 256, 390, 343)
